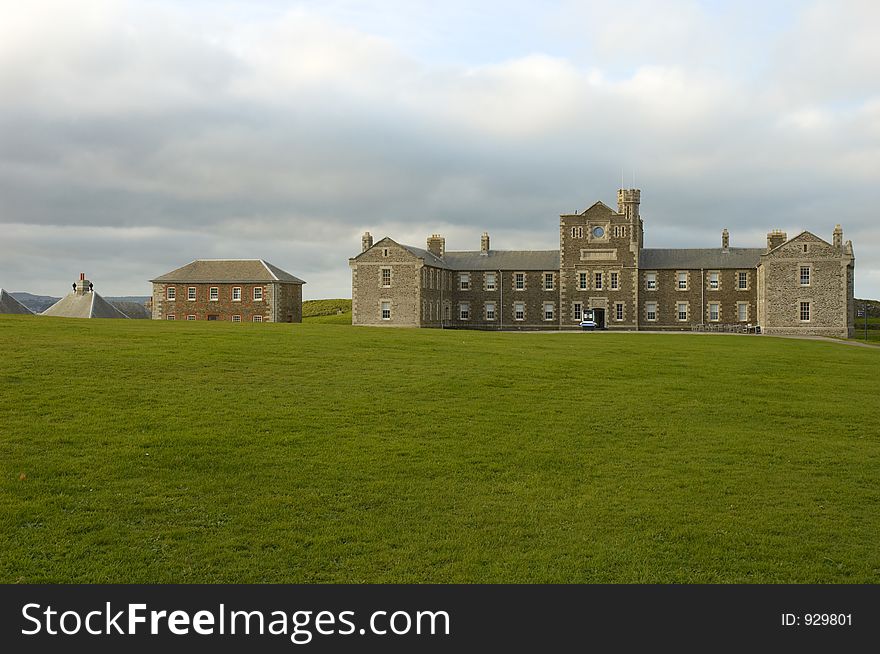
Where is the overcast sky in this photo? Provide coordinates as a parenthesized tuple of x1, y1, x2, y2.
(1, 0, 878, 299)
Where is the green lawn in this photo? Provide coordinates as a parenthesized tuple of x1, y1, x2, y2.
(2, 315, 879, 583)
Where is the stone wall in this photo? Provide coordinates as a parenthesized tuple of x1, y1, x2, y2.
(151, 282, 275, 321)
(350, 239, 421, 326)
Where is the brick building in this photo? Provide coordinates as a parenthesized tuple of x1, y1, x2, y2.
(349, 188, 855, 337)
(150, 259, 305, 323)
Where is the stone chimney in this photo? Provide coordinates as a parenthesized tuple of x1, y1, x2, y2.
(361, 231, 373, 253)
(617, 188, 641, 220)
(833, 224, 843, 250)
(767, 229, 787, 251)
(427, 234, 445, 258)
(74, 272, 92, 296)
(722, 228, 729, 252)
(480, 232, 490, 256)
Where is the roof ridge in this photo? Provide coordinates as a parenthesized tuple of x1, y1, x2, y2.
(260, 259, 279, 281)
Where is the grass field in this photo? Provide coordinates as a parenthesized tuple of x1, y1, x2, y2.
(2, 315, 879, 583)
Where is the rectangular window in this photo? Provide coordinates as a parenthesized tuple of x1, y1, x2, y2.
(677, 303, 688, 321)
(738, 271, 748, 290)
(382, 268, 392, 287)
(646, 272, 656, 290)
(738, 303, 748, 322)
(253, 315, 263, 323)
(709, 303, 720, 321)
(544, 303, 554, 320)
(594, 272, 603, 290)
(615, 303, 624, 321)
(709, 272, 719, 290)
(485, 272, 496, 291)
(579, 272, 588, 290)
(232, 315, 241, 323)
(166, 287, 176, 301)
(381, 302, 391, 320)
(677, 272, 688, 290)
(515, 273, 525, 290)
(515, 302, 525, 321)
(459, 273, 470, 290)
(253, 287, 263, 301)
(209, 287, 219, 301)
(800, 266, 811, 286)
(232, 287, 241, 301)
(382, 248, 389, 257)
(167, 314, 176, 321)
(544, 273, 554, 290)
(800, 301, 811, 322)
(610, 272, 619, 290)
(485, 303, 496, 320)
(187, 287, 196, 301)
(459, 303, 470, 320)
(646, 303, 657, 321)
(186, 315, 196, 321)
(574, 302, 582, 321)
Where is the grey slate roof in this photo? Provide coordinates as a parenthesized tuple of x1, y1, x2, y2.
(151, 259, 305, 284)
(0, 288, 33, 315)
(399, 245, 560, 271)
(639, 248, 763, 269)
(43, 292, 129, 319)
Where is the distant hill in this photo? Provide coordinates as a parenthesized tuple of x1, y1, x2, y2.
(11, 293, 59, 313)
(12, 292, 150, 316)
(303, 299, 352, 318)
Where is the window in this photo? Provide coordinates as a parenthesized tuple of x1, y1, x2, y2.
(515, 302, 525, 321)
(709, 303, 720, 321)
(594, 272, 603, 290)
(186, 315, 196, 321)
(574, 302, 582, 321)
(253, 315, 263, 323)
(613, 225, 627, 238)
(610, 272, 619, 290)
(382, 268, 392, 287)
(579, 272, 588, 290)
(253, 287, 263, 301)
(166, 287, 176, 301)
(677, 303, 688, 321)
(232, 315, 241, 323)
(187, 287, 196, 301)
(459, 303, 470, 320)
(802, 244, 809, 253)
(485, 272, 496, 291)
(544, 303, 554, 320)
(459, 273, 470, 290)
(381, 302, 391, 320)
(382, 248, 389, 257)
(570, 226, 583, 238)
(592, 226, 605, 238)
(167, 314, 176, 321)
(646, 303, 657, 321)
(738, 271, 748, 290)
(485, 303, 496, 320)
(615, 303, 624, 321)
(800, 301, 811, 322)
(515, 273, 525, 290)
(800, 266, 811, 286)
(677, 272, 688, 290)
(444, 305, 450, 320)
(646, 272, 657, 290)
(709, 272, 719, 290)
(209, 287, 219, 301)
(544, 273, 554, 290)
(232, 287, 241, 301)
(737, 303, 748, 322)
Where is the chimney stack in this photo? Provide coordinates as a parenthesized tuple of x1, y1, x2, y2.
(767, 229, 787, 251)
(480, 232, 490, 255)
(74, 274, 91, 296)
(722, 229, 729, 252)
(361, 231, 373, 253)
(833, 224, 843, 250)
(427, 234, 445, 258)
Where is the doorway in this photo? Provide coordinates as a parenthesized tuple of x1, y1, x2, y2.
(593, 308, 606, 329)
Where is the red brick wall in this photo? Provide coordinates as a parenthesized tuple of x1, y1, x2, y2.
(151, 282, 301, 322)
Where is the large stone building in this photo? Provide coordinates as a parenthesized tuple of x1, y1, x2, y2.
(349, 188, 855, 337)
(150, 259, 305, 323)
